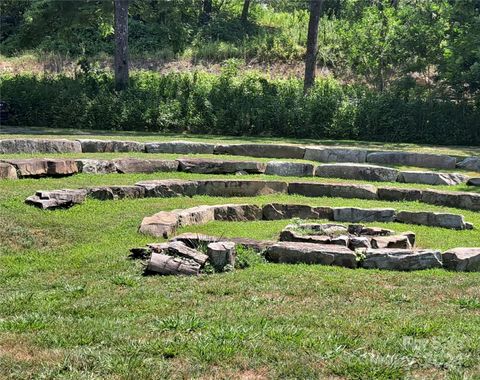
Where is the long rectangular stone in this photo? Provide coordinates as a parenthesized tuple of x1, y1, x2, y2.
(304, 147, 368, 163)
(421, 189, 480, 211)
(377, 187, 423, 202)
(395, 210, 468, 230)
(0, 138, 81, 154)
(361, 249, 442, 270)
(314, 163, 399, 182)
(367, 151, 456, 170)
(262, 203, 333, 220)
(145, 141, 214, 154)
(78, 139, 145, 153)
(214, 144, 305, 159)
(136, 180, 199, 197)
(265, 241, 357, 268)
(197, 180, 288, 197)
(288, 182, 378, 200)
(333, 207, 396, 223)
(177, 158, 265, 174)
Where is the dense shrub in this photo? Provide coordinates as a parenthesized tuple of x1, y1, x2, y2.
(1, 70, 478, 145)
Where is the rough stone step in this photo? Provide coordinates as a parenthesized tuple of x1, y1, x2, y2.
(333, 207, 396, 223)
(361, 249, 442, 271)
(214, 144, 305, 159)
(177, 158, 265, 174)
(113, 158, 178, 173)
(78, 139, 145, 153)
(76, 159, 117, 174)
(0, 138, 81, 154)
(262, 203, 333, 221)
(265, 161, 314, 177)
(145, 141, 214, 154)
(467, 178, 480, 186)
(398, 171, 468, 186)
(315, 163, 399, 182)
(0, 162, 17, 179)
(457, 157, 480, 172)
(395, 210, 470, 230)
(442, 248, 480, 272)
(146, 252, 200, 276)
(289, 182, 378, 199)
(367, 151, 456, 170)
(25, 189, 87, 209)
(5, 158, 78, 177)
(304, 147, 368, 163)
(265, 241, 357, 268)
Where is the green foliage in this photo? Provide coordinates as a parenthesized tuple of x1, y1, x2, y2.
(1, 69, 478, 145)
(234, 246, 265, 269)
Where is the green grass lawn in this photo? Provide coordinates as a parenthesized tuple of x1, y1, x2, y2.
(1, 169, 480, 379)
(2, 127, 480, 157)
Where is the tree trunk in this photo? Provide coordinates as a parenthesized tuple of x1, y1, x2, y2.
(114, 0, 129, 91)
(304, 0, 324, 94)
(200, 0, 213, 24)
(241, 0, 251, 23)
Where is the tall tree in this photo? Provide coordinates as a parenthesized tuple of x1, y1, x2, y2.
(304, 0, 324, 93)
(241, 0, 251, 23)
(114, 0, 129, 91)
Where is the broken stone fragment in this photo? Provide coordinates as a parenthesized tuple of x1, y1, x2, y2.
(442, 248, 480, 272)
(207, 241, 236, 271)
(146, 252, 200, 276)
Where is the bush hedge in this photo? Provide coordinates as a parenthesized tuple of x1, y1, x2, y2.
(1, 70, 478, 145)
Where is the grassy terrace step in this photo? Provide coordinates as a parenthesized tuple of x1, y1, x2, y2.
(1, 168, 480, 378)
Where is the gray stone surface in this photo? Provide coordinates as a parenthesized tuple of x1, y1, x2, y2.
(370, 235, 412, 249)
(113, 158, 178, 173)
(6, 158, 78, 177)
(262, 203, 333, 220)
(177, 158, 265, 174)
(288, 182, 378, 199)
(333, 207, 396, 223)
(0, 162, 17, 179)
(457, 157, 480, 172)
(467, 178, 480, 186)
(398, 171, 468, 186)
(377, 187, 423, 202)
(78, 139, 145, 153)
(367, 151, 456, 169)
(442, 248, 480, 272)
(175, 206, 215, 227)
(87, 187, 115, 200)
(361, 249, 442, 270)
(421, 189, 480, 211)
(304, 147, 368, 163)
(213, 204, 262, 221)
(315, 163, 399, 182)
(145, 141, 214, 154)
(349, 236, 371, 250)
(197, 179, 288, 197)
(76, 159, 117, 174)
(0, 138, 81, 154)
(265, 241, 357, 268)
(395, 210, 468, 230)
(108, 186, 146, 199)
(25, 189, 87, 209)
(146, 252, 200, 276)
(214, 144, 305, 159)
(136, 179, 199, 198)
(265, 161, 314, 177)
(279, 229, 332, 244)
(139, 211, 179, 238)
(207, 241, 236, 270)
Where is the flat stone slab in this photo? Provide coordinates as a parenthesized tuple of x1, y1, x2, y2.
(377, 187, 423, 202)
(361, 249, 442, 270)
(467, 178, 480, 186)
(398, 171, 468, 186)
(442, 248, 480, 272)
(304, 147, 368, 163)
(113, 158, 178, 173)
(78, 139, 145, 153)
(136, 179, 199, 197)
(197, 179, 288, 197)
(457, 157, 480, 172)
(177, 158, 265, 174)
(370, 235, 412, 249)
(315, 163, 399, 182)
(145, 141, 214, 154)
(265, 161, 314, 177)
(421, 189, 480, 211)
(6, 158, 78, 177)
(333, 207, 396, 223)
(0, 138, 81, 154)
(25, 189, 87, 209)
(167, 241, 209, 266)
(367, 151, 456, 170)
(289, 182, 378, 199)
(175, 206, 216, 227)
(395, 210, 468, 230)
(139, 211, 179, 238)
(214, 144, 305, 159)
(146, 252, 200, 276)
(262, 203, 333, 220)
(265, 241, 357, 268)
(0, 162, 17, 179)
(76, 159, 117, 174)
(213, 204, 263, 221)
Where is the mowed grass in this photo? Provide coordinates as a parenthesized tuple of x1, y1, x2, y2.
(1, 171, 480, 379)
(2, 127, 480, 157)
